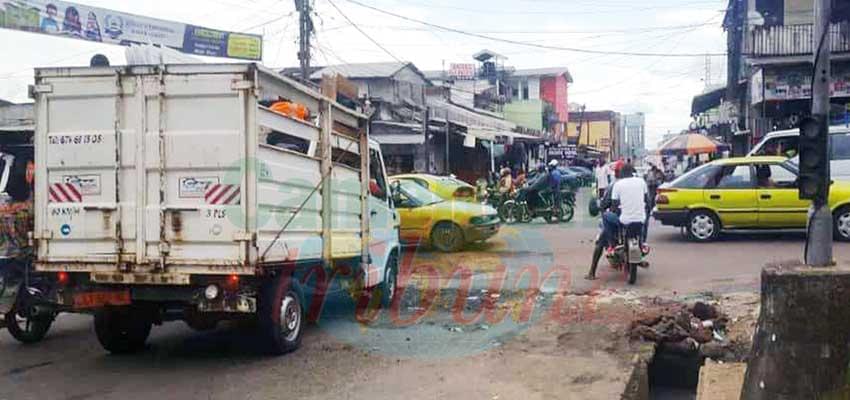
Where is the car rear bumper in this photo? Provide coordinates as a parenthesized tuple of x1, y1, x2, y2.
(653, 209, 689, 227)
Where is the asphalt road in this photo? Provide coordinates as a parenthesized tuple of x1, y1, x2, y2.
(2, 188, 848, 399)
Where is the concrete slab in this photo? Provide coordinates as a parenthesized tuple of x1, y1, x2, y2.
(696, 360, 745, 400)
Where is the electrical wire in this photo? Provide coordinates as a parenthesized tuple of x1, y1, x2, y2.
(378, 0, 723, 17)
(325, 0, 405, 63)
(341, 0, 727, 57)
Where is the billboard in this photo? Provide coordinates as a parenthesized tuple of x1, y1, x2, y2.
(448, 63, 476, 80)
(0, 0, 262, 60)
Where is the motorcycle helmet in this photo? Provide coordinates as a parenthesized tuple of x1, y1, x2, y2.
(548, 160, 559, 169)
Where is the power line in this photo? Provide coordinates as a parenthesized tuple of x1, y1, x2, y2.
(379, 0, 723, 16)
(325, 0, 404, 63)
(341, 0, 727, 57)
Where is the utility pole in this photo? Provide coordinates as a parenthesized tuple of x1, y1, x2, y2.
(806, 0, 833, 267)
(295, 0, 312, 82)
(445, 110, 451, 175)
(741, 3, 849, 398)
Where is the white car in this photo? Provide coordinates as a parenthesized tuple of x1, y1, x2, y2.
(748, 126, 850, 181)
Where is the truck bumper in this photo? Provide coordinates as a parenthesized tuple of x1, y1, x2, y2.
(653, 209, 689, 227)
(44, 275, 258, 314)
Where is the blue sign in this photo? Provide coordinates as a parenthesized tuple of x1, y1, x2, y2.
(60, 224, 71, 236)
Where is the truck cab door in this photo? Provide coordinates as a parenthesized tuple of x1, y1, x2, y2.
(367, 148, 395, 287)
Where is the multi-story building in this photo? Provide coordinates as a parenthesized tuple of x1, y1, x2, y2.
(621, 113, 646, 160)
(566, 110, 622, 159)
(284, 61, 542, 181)
(721, 0, 850, 153)
(503, 67, 573, 142)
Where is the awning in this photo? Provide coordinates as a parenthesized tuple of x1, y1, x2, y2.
(466, 127, 542, 142)
(691, 87, 726, 116)
(370, 133, 425, 145)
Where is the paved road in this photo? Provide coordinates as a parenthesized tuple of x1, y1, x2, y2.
(2, 188, 848, 399)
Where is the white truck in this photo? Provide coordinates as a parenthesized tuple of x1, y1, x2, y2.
(28, 63, 400, 354)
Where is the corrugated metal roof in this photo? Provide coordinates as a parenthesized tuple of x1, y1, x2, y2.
(309, 62, 409, 80)
(512, 67, 573, 82)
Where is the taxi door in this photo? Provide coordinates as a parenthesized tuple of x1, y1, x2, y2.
(754, 163, 809, 228)
(703, 164, 758, 228)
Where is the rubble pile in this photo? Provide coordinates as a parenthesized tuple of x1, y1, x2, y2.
(629, 301, 733, 360)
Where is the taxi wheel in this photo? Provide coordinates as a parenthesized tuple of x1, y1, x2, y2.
(431, 222, 465, 252)
(833, 207, 850, 242)
(687, 210, 720, 242)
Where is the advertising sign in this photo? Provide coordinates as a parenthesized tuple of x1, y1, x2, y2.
(448, 63, 476, 80)
(0, 0, 262, 60)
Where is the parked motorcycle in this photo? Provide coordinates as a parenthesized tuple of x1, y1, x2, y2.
(500, 186, 572, 224)
(482, 187, 515, 222)
(0, 260, 55, 343)
(604, 224, 650, 285)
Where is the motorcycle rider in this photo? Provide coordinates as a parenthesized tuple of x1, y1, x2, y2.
(585, 163, 649, 280)
(520, 163, 549, 209)
(547, 160, 563, 211)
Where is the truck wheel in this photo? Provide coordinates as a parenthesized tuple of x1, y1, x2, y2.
(94, 307, 152, 354)
(380, 252, 399, 308)
(431, 222, 465, 252)
(258, 274, 303, 355)
(5, 302, 52, 344)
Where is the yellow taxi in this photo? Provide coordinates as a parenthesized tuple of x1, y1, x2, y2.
(653, 156, 850, 242)
(389, 178, 500, 252)
(390, 173, 477, 203)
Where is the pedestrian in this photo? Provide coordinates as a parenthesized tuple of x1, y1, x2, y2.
(595, 162, 612, 199)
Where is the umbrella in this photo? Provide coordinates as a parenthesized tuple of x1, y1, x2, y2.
(654, 133, 729, 156)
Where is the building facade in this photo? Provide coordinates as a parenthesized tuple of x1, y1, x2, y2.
(621, 112, 646, 160)
(722, 0, 850, 153)
(566, 110, 622, 159)
(503, 67, 573, 142)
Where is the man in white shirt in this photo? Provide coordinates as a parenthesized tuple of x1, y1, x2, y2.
(585, 164, 649, 280)
(611, 165, 649, 227)
(595, 162, 612, 199)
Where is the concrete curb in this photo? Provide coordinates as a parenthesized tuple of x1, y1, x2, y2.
(620, 343, 657, 400)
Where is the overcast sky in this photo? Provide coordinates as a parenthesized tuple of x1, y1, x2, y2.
(0, 0, 728, 148)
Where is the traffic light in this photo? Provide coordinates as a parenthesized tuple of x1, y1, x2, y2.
(797, 116, 829, 200)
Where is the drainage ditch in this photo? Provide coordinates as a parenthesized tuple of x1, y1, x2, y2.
(648, 345, 702, 399)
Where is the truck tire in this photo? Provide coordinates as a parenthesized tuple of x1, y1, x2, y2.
(380, 251, 399, 308)
(5, 301, 52, 344)
(258, 274, 304, 355)
(94, 307, 152, 354)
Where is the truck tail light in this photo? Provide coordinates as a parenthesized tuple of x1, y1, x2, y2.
(57, 271, 70, 285)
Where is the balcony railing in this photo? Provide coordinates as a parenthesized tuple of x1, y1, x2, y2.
(747, 23, 850, 57)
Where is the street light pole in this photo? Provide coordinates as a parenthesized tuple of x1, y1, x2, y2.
(806, 0, 833, 267)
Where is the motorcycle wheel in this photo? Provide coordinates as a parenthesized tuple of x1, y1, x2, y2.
(498, 201, 517, 224)
(5, 299, 53, 344)
(560, 203, 575, 223)
(518, 204, 532, 223)
(628, 264, 638, 285)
